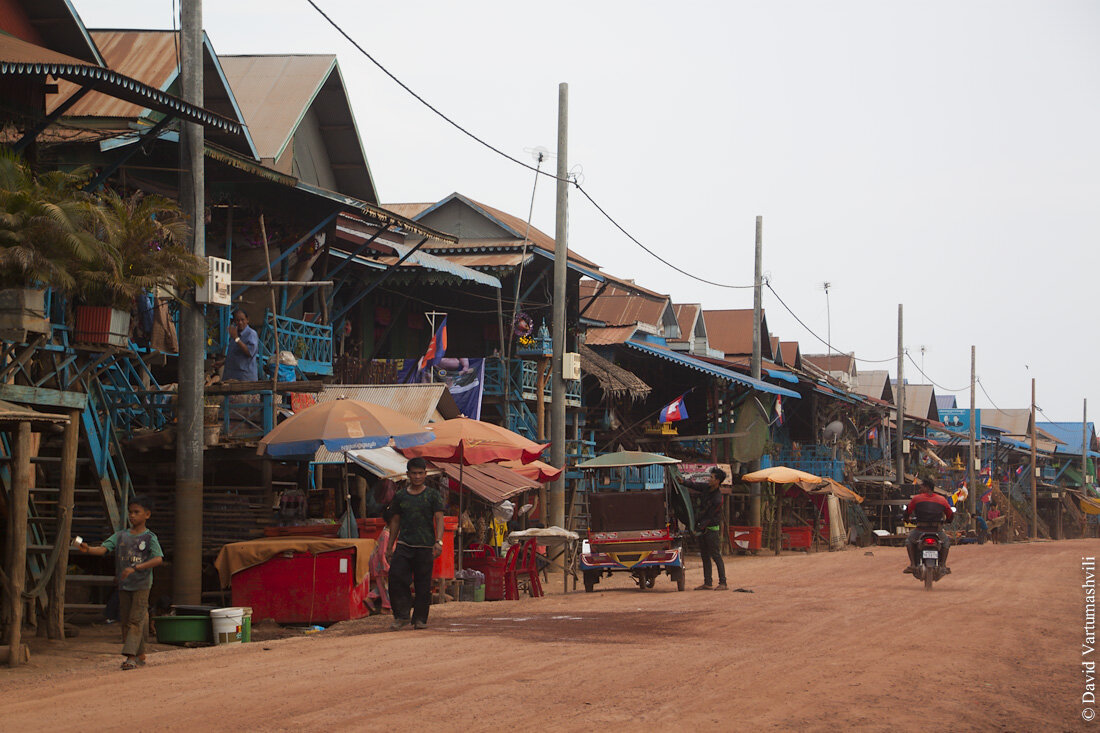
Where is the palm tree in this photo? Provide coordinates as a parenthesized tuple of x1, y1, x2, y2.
(77, 189, 203, 308)
(0, 148, 98, 291)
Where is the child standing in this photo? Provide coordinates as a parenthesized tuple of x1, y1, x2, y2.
(80, 495, 164, 670)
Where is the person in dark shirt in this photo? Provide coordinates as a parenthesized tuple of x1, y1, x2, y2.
(695, 467, 728, 591)
(79, 495, 164, 670)
(386, 457, 444, 630)
(903, 477, 955, 574)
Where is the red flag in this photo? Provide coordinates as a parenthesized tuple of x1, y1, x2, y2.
(418, 317, 447, 370)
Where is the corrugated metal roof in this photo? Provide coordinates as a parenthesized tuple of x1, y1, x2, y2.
(935, 394, 958, 411)
(1037, 421, 1098, 455)
(624, 340, 800, 398)
(584, 326, 637, 345)
(701, 309, 772, 359)
(853, 370, 893, 403)
(47, 31, 255, 156)
(778, 341, 801, 369)
(314, 191, 457, 243)
(312, 384, 459, 463)
(334, 214, 498, 288)
(803, 353, 857, 376)
(435, 462, 536, 504)
(0, 32, 240, 132)
(579, 280, 669, 329)
(221, 55, 377, 202)
(672, 303, 700, 340)
(384, 202, 434, 220)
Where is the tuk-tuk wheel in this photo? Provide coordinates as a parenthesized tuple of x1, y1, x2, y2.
(671, 566, 686, 591)
(583, 570, 598, 593)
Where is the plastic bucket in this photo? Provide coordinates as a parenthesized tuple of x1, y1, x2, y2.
(210, 607, 245, 645)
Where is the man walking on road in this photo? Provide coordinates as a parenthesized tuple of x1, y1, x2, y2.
(696, 467, 728, 591)
(386, 457, 445, 629)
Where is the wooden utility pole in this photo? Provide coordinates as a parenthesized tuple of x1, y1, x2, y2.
(7, 422, 31, 666)
(1030, 378, 1037, 539)
(1084, 398, 1091, 493)
(46, 408, 80, 639)
(175, 0, 205, 604)
(749, 216, 763, 529)
(968, 346, 977, 519)
(548, 82, 568, 530)
(895, 305, 905, 486)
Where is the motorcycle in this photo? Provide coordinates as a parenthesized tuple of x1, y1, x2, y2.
(912, 528, 950, 590)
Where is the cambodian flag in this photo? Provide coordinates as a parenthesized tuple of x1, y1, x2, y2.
(775, 395, 784, 426)
(979, 488, 993, 503)
(418, 317, 447, 371)
(659, 393, 689, 423)
(867, 427, 878, 441)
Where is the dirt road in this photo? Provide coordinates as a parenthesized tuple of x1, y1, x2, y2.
(3, 539, 1096, 731)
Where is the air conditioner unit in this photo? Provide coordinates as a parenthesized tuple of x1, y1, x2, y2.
(196, 256, 231, 305)
(563, 352, 582, 381)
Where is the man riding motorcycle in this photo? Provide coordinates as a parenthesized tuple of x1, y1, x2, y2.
(902, 477, 954, 575)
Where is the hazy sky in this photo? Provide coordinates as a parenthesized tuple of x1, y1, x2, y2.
(75, 1, 1100, 425)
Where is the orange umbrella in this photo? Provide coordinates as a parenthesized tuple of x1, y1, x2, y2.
(399, 417, 548, 465)
(500, 459, 562, 484)
(256, 398, 433, 460)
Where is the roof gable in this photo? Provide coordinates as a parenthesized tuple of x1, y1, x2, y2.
(6, 0, 103, 64)
(701, 309, 772, 360)
(778, 341, 802, 370)
(580, 280, 675, 336)
(220, 54, 377, 202)
(853, 369, 893, 403)
(803, 353, 857, 377)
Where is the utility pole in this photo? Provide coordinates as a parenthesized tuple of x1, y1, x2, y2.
(748, 216, 763, 528)
(895, 305, 905, 487)
(1030, 378, 1037, 540)
(549, 82, 568, 530)
(175, 0, 205, 604)
(968, 345, 977, 519)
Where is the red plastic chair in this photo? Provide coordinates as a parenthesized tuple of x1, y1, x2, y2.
(504, 539, 544, 600)
(502, 541, 523, 600)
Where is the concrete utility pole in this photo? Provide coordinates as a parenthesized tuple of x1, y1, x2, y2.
(895, 305, 905, 486)
(968, 345, 977, 518)
(748, 216, 763, 528)
(1030, 378, 1037, 540)
(175, 0, 205, 604)
(549, 82, 568, 530)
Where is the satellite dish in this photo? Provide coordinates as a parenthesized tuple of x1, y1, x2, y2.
(822, 421, 844, 444)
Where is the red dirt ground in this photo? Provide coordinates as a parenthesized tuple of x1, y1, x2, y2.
(2, 539, 1097, 731)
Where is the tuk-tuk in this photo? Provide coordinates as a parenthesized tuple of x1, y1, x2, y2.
(576, 451, 694, 592)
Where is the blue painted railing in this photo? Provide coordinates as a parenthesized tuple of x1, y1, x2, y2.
(770, 445, 846, 481)
(259, 311, 333, 376)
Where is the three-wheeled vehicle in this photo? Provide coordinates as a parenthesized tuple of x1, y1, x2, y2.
(576, 451, 694, 592)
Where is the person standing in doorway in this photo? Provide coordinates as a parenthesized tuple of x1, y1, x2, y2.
(386, 458, 444, 630)
(223, 308, 259, 381)
(695, 467, 728, 591)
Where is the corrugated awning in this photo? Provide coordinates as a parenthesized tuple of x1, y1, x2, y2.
(0, 33, 241, 132)
(345, 447, 441, 480)
(434, 462, 539, 504)
(329, 245, 501, 289)
(624, 340, 800, 398)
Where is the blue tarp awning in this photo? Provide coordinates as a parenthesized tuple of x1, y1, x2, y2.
(624, 340, 800, 398)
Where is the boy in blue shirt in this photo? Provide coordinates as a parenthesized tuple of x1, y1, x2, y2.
(80, 495, 164, 670)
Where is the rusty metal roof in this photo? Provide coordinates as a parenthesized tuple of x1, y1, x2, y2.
(583, 326, 638, 345)
(0, 32, 241, 133)
(579, 280, 671, 330)
(672, 303, 700, 342)
(803, 353, 857, 376)
(384, 202, 434, 220)
(702, 309, 772, 359)
(219, 54, 377, 202)
(778, 340, 801, 368)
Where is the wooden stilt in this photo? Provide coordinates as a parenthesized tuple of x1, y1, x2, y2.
(7, 422, 31, 667)
(47, 408, 80, 640)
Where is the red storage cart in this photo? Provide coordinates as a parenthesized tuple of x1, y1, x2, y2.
(215, 538, 377, 624)
(781, 526, 813, 552)
(729, 525, 763, 552)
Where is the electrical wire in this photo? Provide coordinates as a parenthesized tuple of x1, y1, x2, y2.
(765, 282, 896, 363)
(976, 378, 1014, 415)
(904, 351, 969, 393)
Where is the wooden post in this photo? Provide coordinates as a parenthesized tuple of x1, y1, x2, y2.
(774, 484, 783, 556)
(7, 422, 31, 666)
(535, 357, 549, 441)
(46, 409, 79, 639)
(1030, 378, 1038, 539)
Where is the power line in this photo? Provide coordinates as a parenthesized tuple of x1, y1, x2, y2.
(976, 377, 1014, 415)
(904, 351, 969, 393)
(764, 282, 895, 363)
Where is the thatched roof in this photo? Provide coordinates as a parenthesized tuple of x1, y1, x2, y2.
(579, 344, 651, 401)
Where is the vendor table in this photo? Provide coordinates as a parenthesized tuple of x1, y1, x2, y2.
(214, 537, 377, 624)
(504, 527, 580, 593)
